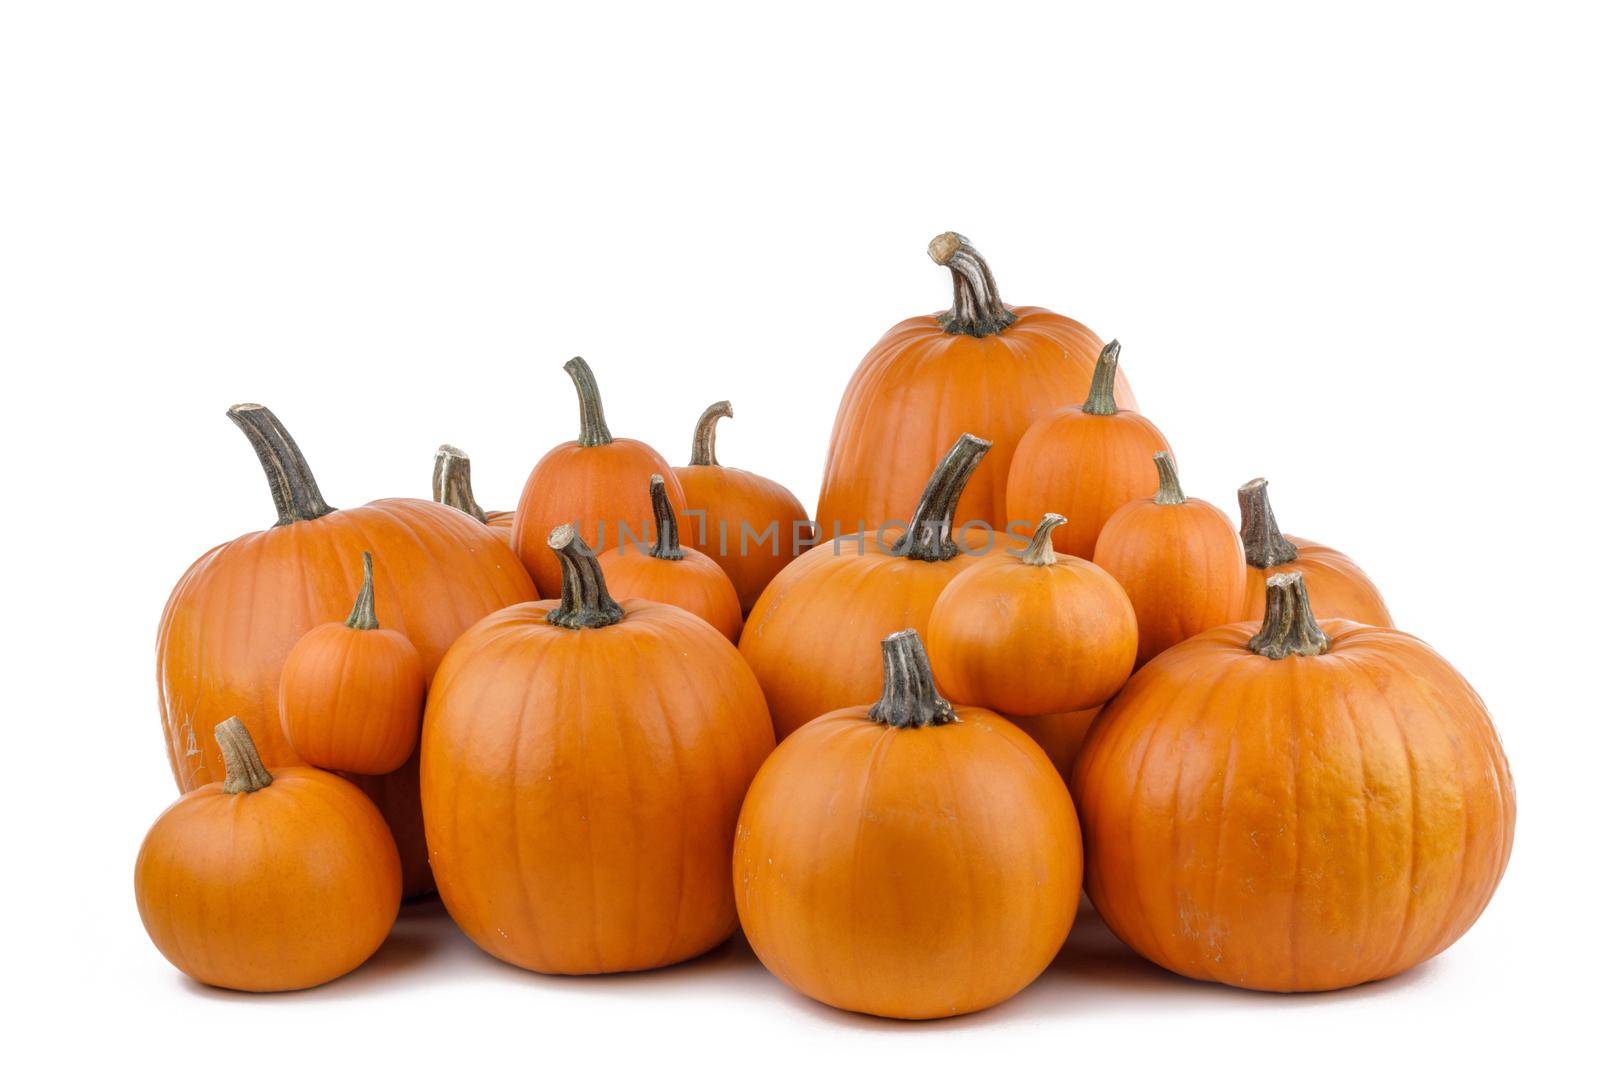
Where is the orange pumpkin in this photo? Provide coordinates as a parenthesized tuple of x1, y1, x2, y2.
(1236, 476, 1393, 626)
(927, 513, 1137, 716)
(278, 552, 426, 775)
(1005, 706, 1102, 785)
(741, 433, 999, 740)
(1092, 452, 1248, 664)
(1006, 340, 1172, 560)
(815, 233, 1135, 538)
(420, 525, 775, 975)
(158, 404, 538, 897)
(734, 629, 1082, 1019)
(510, 358, 686, 597)
(134, 718, 401, 992)
(1073, 572, 1514, 992)
(597, 475, 743, 641)
(673, 400, 813, 613)
(433, 444, 514, 541)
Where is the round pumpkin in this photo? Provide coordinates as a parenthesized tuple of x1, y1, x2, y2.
(134, 718, 401, 992)
(510, 357, 686, 597)
(1005, 706, 1102, 785)
(597, 474, 743, 641)
(741, 433, 1000, 740)
(1005, 340, 1172, 560)
(815, 233, 1135, 539)
(1073, 572, 1514, 992)
(158, 404, 539, 897)
(673, 400, 813, 613)
(421, 524, 775, 975)
(279, 552, 426, 775)
(433, 444, 514, 540)
(1236, 476, 1393, 626)
(734, 629, 1082, 1019)
(927, 513, 1137, 716)
(1092, 451, 1248, 665)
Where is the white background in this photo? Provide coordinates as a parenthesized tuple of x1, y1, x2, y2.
(4, 1, 1596, 1062)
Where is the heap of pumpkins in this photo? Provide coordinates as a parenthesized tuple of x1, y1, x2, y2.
(136, 233, 1514, 1017)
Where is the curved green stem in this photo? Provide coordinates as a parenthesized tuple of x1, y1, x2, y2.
(433, 445, 488, 523)
(1248, 572, 1329, 659)
(1152, 451, 1185, 505)
(564, 357, 614, 447)
(1021, 514, 1067, 566)
(1081, 340, 1122, 416)
(546, 524, 624, 629)
(689, 400, 732, 466)
(1238, 477, 1299, 568)
(927, 232, 1017, 338)
(345, 552, 379, 630)
(648, 475, 684, 561)
(216, 717, 273, 794)
(869, 630, 957, 728)
(226, 404, 335, 526)
(891, 433, 992, 562)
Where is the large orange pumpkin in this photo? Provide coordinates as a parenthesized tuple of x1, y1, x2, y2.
(741, 433, 999, 740)
(734, 629, 1082, 1019)
(433, 444, 514, 542)
(926, 513, 1137, 716)
(157, 404, 537, 897)
(1235, 476, 1393, 626)
(673, 400, 813, 613)
(1006, 340, 1173, 560)
(1092, 451, 1248, 664)
(815, 233, 1135, 538)
(510, 357, 686, 596)
(420, 525, 775, 975)
(1073, 572, 1515, 992)
(134, 718, 401, 992)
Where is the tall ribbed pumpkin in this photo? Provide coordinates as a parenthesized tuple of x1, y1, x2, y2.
(815, 233, 1135, 538)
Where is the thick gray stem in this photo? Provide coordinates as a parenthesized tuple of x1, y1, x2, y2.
(226, 404, 335, 526)
(216, 717, 273, 794)
(648, 474, 684, 560)
(1153, 451, 1185, 505)
(689, 401, 732, 466)
(1238, 477, 1299, 568)
(1081, 340, 1122, 416)
(1021, 514, 1067, 565)
(891, 433, 992, 562)
(1248, 572, 1329, 659)
(868, 630, 957, 728)
(928, 232, 1017, 338)
(564, 357, 614, 447)
(546, 524, 624, 629)
(433, 445, 488, 523)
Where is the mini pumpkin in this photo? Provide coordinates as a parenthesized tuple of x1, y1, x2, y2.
(433, 444, 514, 541)
(734, 629, 1082, 1020)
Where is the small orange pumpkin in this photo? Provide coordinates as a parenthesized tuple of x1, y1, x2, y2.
(1092, 452, 1248, 664)
(1006, 341, 1173, 560)
(278, 552, 426, 775)
(673, 401, 813, 613)
(433, 444, 514, 541)
(1073, 572, 1514, 992)
(927, 513, 1137, 716)
(1235, 476, 1393, 626)
(734, 629, 1082, 1019)
(134, 718, 401, 992)
(597, 475, 743, 641)
(510, 358, 687, 596)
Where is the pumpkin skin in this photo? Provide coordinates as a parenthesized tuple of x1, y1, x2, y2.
(157, 405, 538, 897)
(1006, 340, 1172, 561)
(597, 474, 743, 641)
(1236, 477, 1393, 626)
(741, 434, 1000, 740)
(734, 630, 1082, 1020)
(278, 553, 426, 775)
(927, 514, 1137, 717)
(1072, 573, 1514, 992)
(815, 233, 1135, 539)
(421, 526, 775, 975)
(510, 358, 686, 597)
(433, 444, 514, 542)
(673, 401, 814, 614)
(1092, 452, 1248, 665)
(1005, 706, 1101, 786)
(134, 718, 401, 992)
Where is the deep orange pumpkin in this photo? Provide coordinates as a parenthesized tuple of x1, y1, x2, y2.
(816, 233, 1135, 538)
(1092, 452, 1248, 664)
(157, 405, 537, 897)
(1073, 572, 1514, 992)
(673, 401, 813, 614)
(734, 630, 1082, 1019)
(1005, 706, 1102, 786)
(433, 444, 514, 542)
(1235, 477, 1393, 626)
(134, 718, 401, 992)
(510, 358, 686, 596)
(421, 525, 775, 975)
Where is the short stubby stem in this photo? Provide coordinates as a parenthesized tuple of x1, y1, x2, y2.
(891, 433, 992, 562)
(648, 474, 684, 560)
(1238, 477, 1299, 568)
(869, 629, 957, 728)
(216, 717, 274, 794)
(1021, 514, 1068, 566)
(1153, 451, 1185, 505)
(689, 400, 733, 467)
(1248, 571, 1329, 659)
(928, 232, 1017, 338)
(1081, 340, 1123, 416)
(433, 445, 488, 523)
(546, 524, 625, 629)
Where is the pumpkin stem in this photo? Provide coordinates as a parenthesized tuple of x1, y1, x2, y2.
(647, 475, 684, 561)
(1081, 340, 1123, 416)
(226, 404, 335, 526)
(1248, 571, 1329, 660)
(547, 524, 624, 629)
(216, 717, 273, 794)
(891, 433, 992, 562)
(1238, 477, 1299, 568)
(689, 400, 733, 467)
(345, 552, 380, 630)
(433, 445, 488, 523)
(1021, 514, 1068, 566)
(870, 630, 957, 728)
(565, 357, 614, 448)
(928, 232, 1017, 338)
(1152, 451, 1185, 505)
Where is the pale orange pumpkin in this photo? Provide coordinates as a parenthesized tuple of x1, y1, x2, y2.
(1235, 477, 1393, 626)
